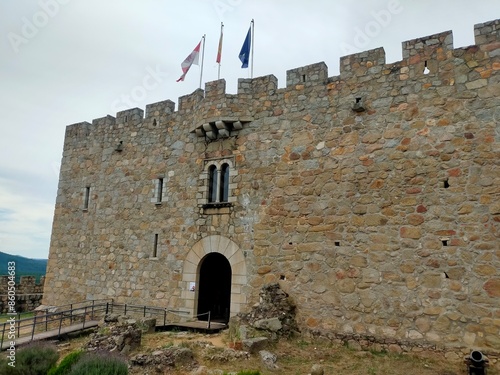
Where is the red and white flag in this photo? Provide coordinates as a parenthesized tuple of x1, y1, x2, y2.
(216, 24, 223, 64)
(176, 41, 201, 82)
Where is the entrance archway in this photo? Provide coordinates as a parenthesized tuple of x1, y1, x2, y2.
(197, 253, 231, 322)
(180, 234, 251, 317)
(182, 235, 248, 319)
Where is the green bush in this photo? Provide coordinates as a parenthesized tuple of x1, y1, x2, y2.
(48, 350, 84, 375)
(67, 352, 128, 375)
(0, 342, 59, 375)
(0, 356, 17, 375)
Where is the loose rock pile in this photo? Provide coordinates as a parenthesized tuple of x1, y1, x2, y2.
(236, 283, 299, 339)
(200, 345, 250, 363)
(85, 314, 142, 355)
(131, 347, 197, 372)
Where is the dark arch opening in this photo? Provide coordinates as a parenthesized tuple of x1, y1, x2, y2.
(197, 253, 231, 323)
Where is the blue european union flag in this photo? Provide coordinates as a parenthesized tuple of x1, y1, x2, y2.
(239, 26, 251, 68)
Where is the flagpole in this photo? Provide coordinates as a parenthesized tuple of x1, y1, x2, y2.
(217, 23, 223, 80)
(199, 35, 206, 89)
(250, 19, 254, 79)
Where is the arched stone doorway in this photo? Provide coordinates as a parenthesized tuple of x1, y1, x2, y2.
(181, 235, 247, 320)
(197, 253, 231, 322)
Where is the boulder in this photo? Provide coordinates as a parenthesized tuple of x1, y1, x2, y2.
(311, 364, 324, 375)
(253, 317, 282, 332)
(103, 313, 120, 323)
(138, 317, 156, 333)
(242, 337, 269, 354)
(260, 350, 278, 370)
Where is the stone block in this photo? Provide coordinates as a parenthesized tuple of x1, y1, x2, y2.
(242, 337, 269, 354)
(400, 227, 422, 239)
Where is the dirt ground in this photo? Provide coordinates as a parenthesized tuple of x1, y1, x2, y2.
(56, 329, 499, 375)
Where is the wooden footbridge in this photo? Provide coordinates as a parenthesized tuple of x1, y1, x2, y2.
(0, 300, 226, 350)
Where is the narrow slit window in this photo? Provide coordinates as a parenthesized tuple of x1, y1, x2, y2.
(83, 186, 90, 210)
(219, 163, 230, 202)
(423, 60, 430, 75)
(208, 165, 218, 203)
(153, 234, 159, 257)
(157, 178, 164, 203)
(444, 179, 450, 189)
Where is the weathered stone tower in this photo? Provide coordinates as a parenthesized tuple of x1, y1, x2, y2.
(44, 20, 500, 352)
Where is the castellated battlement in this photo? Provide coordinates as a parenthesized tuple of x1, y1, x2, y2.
(47, 19, 500, 355)
(0, 276, 45, 313)
(64, 18, 499, 148)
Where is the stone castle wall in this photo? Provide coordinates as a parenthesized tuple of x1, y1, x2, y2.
(0, 276, 45, 313)
(44, 19, 500, 352)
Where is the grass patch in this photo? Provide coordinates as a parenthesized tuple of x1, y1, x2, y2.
(0, 312, 34, 323)
(370, 348, 388, 357)
(162, 341, 175, 348)
(48, 350, 84, 375)
(296, 339, 310, 349)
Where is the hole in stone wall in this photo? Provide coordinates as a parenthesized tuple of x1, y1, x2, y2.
(115, 141, 123, 152)
(125, 115, 128, 122)
(334, 241, 341, 246)
(442, 239, 448, 246)
(280, 275, 286, 280)
(444, 272, 449, 278)
(289, 242, 293, 245)
(443, 179, 450, 189)
(423, 60, 430, 75)
(301, 74, 306, 82)
(352, 97, 365, 112)
(153, 118, 157, 126)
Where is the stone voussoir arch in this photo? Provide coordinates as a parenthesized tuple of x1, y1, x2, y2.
(181, 235, 247, 318)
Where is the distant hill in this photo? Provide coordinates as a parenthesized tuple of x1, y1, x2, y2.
(0, 251, 47, 283)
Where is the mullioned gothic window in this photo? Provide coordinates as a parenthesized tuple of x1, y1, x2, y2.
(199, 158, 237, 210)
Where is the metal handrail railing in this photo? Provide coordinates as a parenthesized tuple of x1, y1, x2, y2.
(193, 311, 212, 329)
(109, 303, 190, 326)
(0, 301, 111, 350)
(0, 300, 193, 350)
(35, 298, 114, 317)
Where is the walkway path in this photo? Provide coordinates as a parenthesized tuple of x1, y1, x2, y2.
(1, 320, 99, 350)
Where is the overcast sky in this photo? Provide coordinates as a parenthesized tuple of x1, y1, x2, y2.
(1, 0, 499, 260)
